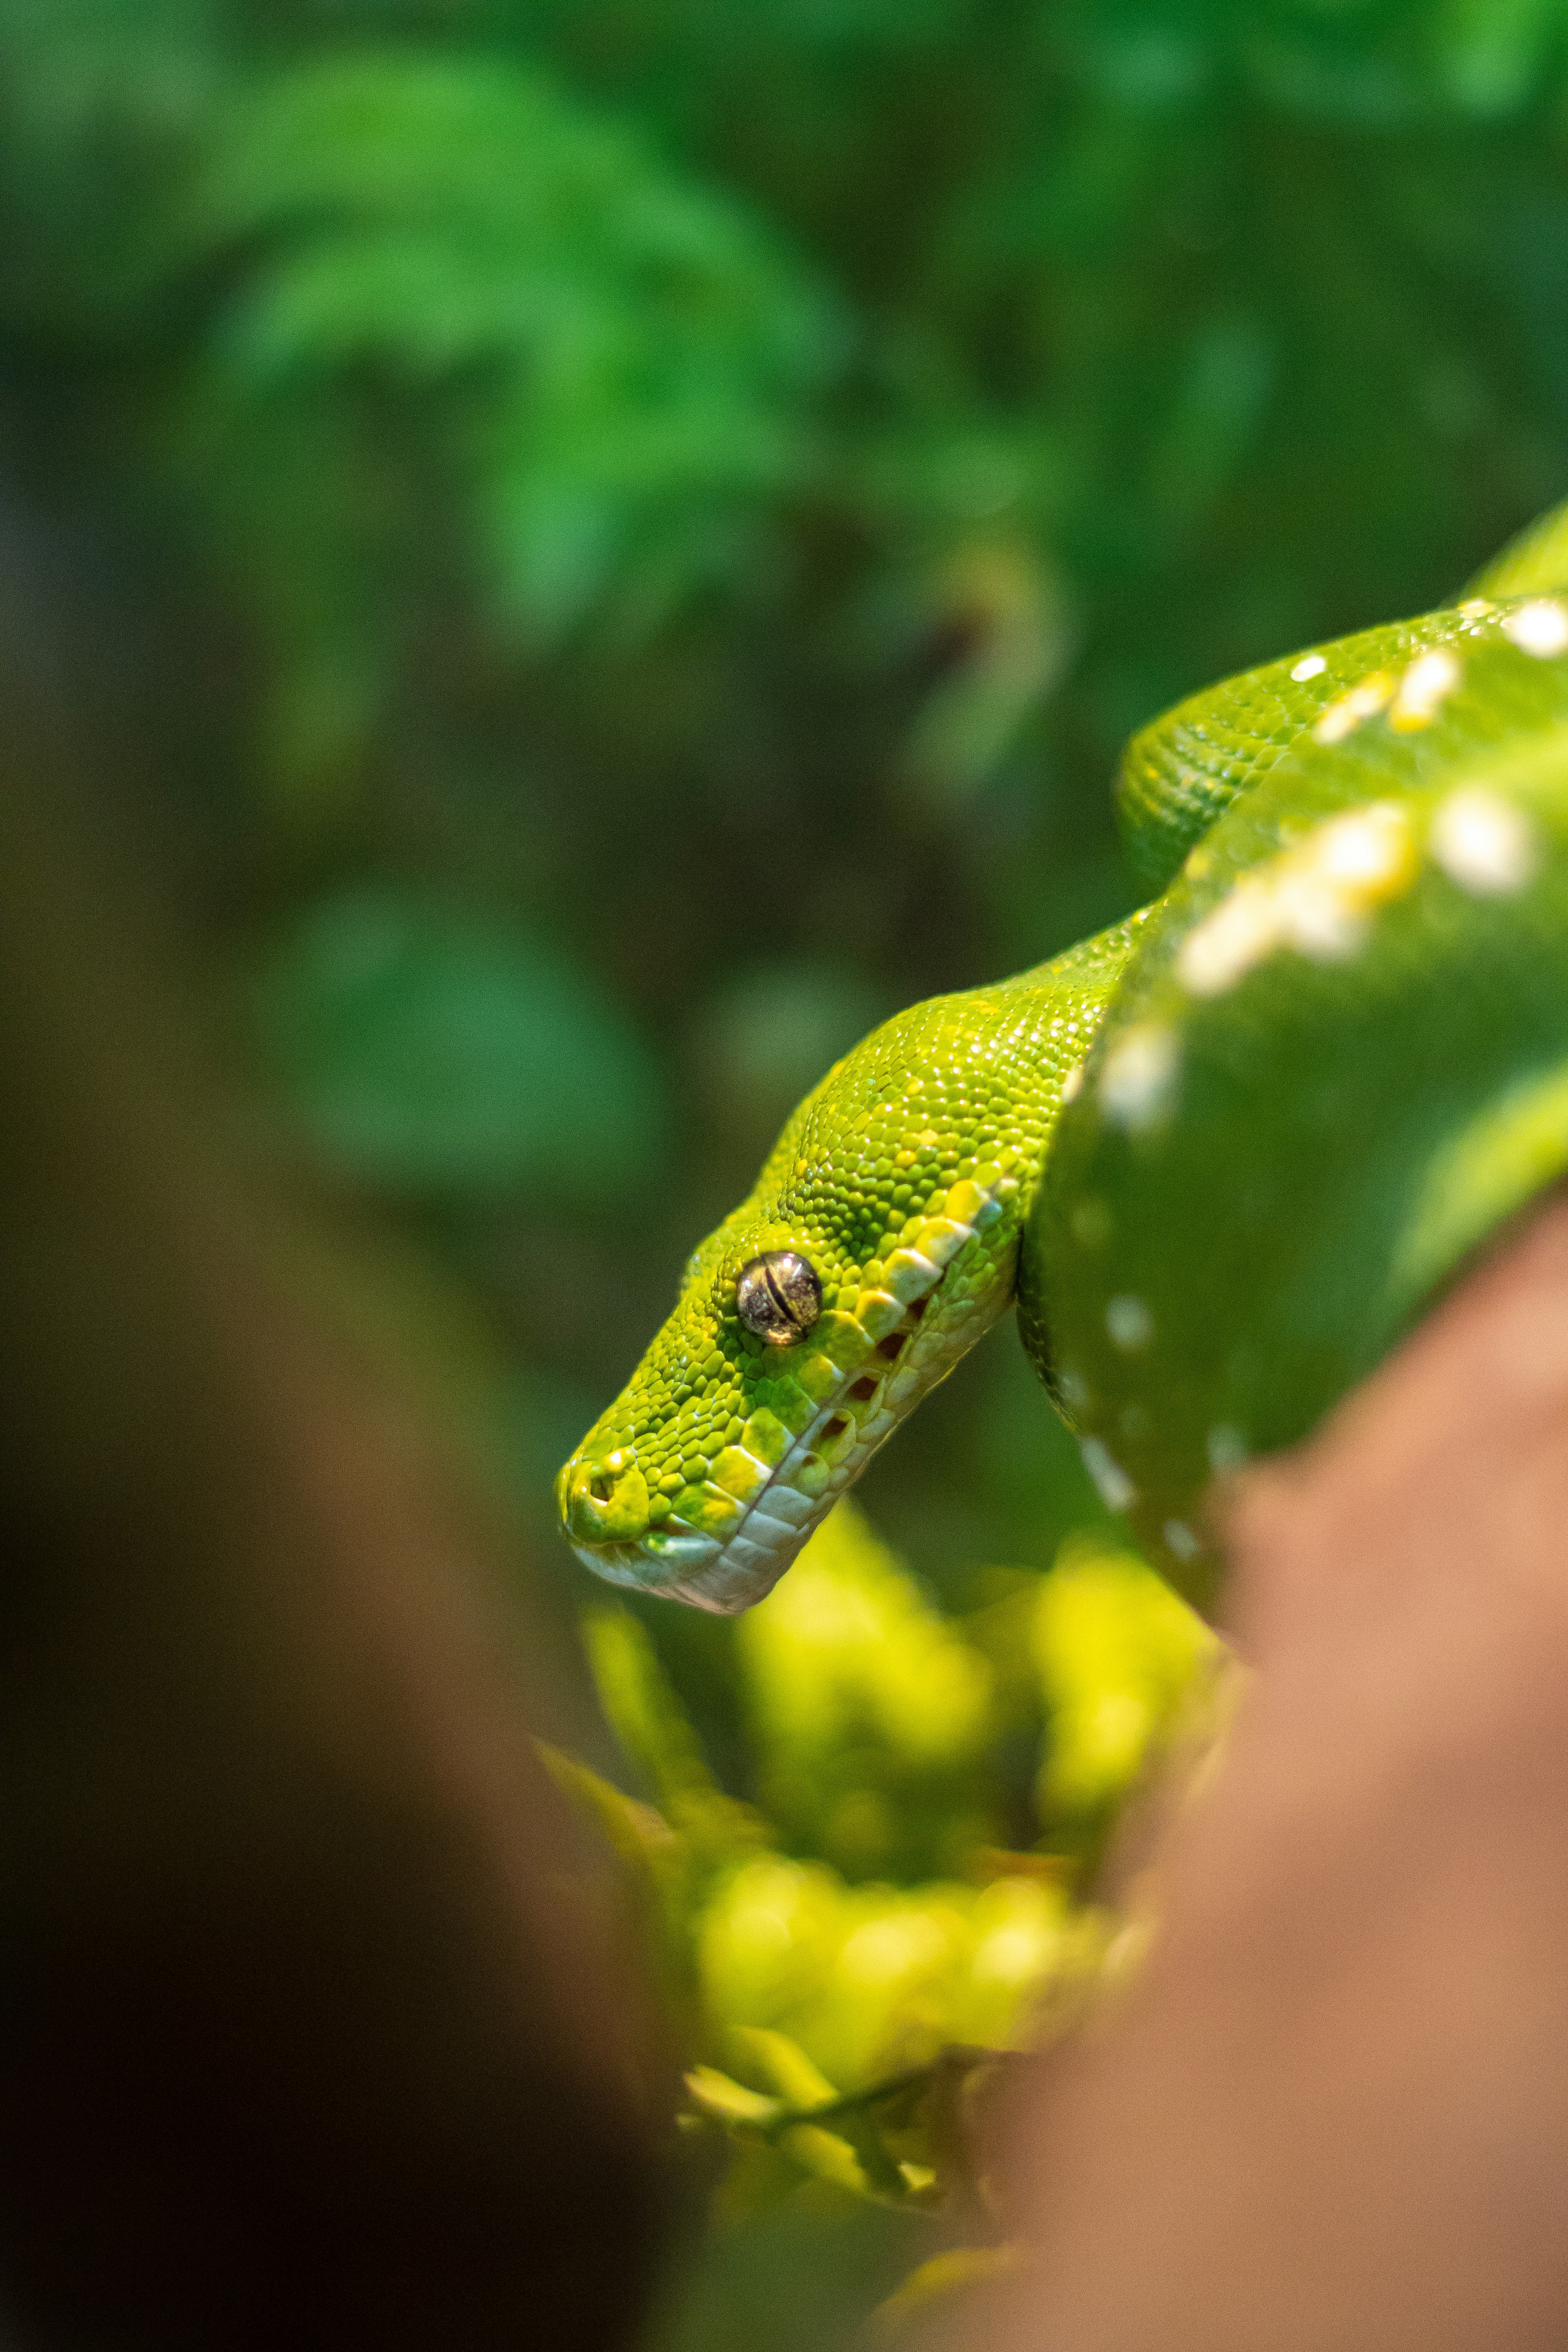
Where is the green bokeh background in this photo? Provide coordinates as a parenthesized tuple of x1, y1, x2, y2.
(6, 0, 1568, 2338)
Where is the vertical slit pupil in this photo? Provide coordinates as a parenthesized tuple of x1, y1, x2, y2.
(764, 1265, 803, 1327)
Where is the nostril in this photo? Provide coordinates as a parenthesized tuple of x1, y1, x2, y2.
(565, 1453, 651, 1545)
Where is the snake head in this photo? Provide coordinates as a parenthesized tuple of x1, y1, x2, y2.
(556, 971, 1098, 1612)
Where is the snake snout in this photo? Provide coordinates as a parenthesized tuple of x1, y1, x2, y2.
(560, 1449, 651, 1546)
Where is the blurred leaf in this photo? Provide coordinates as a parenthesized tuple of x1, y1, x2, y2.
(1146, 312, 1275, 533)
(695, 1854, 1094, 2093)
(639, 2172, 935, 2352)
(684, 2064, 784, 2129)
(169, 45, 840, 720)
(694, 2031, 959, 2206)
(726, 2025, 839, 2108)
(869, 2243, 1023, 2340)
(252, 889, 667, 1200)
(773, 2122, 882, 2198)
(901, 539, 1078, 812)
(697, 1855, 847, 2045)
(0, 0, 221, 329)
(538, 1741, 680, 1877)
(1434, 0, 1562, 116)
(584, 1605, 724, 1806)
(736, 1500, 998, 1879)
(1035, 1536, 1221, 1822)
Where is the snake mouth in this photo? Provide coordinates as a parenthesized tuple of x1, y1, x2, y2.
(566, 1158, 1024, 1613)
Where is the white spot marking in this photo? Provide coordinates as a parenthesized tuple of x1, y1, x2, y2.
(1059, 1060, 1084, 1104)
(1290, 652, 1327, 682)
(1105, 1294, 1154, 1352)
(1312, 670, 1394, 745)
(1270, 870, 1366, 962)
(1178, 804, 1415, 993)
(1389, 647, 1461, 732)
(1081, 1437, 1136, 1513)
(1502, 599, 1568, 658)
(1430, 789, 1538, 895)
(1178, 879, 1278, 994)
(1163, 1519, 1201, 1561)
(1098, 1025, 1180, 1133)
(1312, 803, 1413, 892)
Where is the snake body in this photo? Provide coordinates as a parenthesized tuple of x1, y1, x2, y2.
(559, 497, 1568, 1614)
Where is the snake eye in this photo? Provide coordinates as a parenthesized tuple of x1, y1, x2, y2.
(735, 1251, 823, 1345)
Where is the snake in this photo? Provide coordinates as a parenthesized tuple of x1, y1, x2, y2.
(557, 495, 1568, 1615)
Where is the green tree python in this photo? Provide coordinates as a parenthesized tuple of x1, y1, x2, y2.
(558, 497, 1568, 1615)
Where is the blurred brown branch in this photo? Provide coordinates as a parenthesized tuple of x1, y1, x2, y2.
(927, 1194, 1568, 2350)
(0, 668, 673, 2346)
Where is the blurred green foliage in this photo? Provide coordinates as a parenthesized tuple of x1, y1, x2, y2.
(5, 0, 1568, 2339)
(561, 1503, 1218, 2263)
(254, 885, 668, 1194)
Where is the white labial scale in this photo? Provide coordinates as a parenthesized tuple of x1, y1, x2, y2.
(673, 1556, 782, 1614)
(760, 1486, 817, 1530)
(742, 1503, 801, 1546)
(884, 1248, 940, 1299)
(919, 1219, 973, 1265)
(645, 1531, 714, 1572)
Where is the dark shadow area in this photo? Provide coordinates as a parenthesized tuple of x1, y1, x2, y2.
(0, 655, 672, 2348)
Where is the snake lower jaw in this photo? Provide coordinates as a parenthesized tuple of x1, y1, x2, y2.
(566, 1521, 800, 1616)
